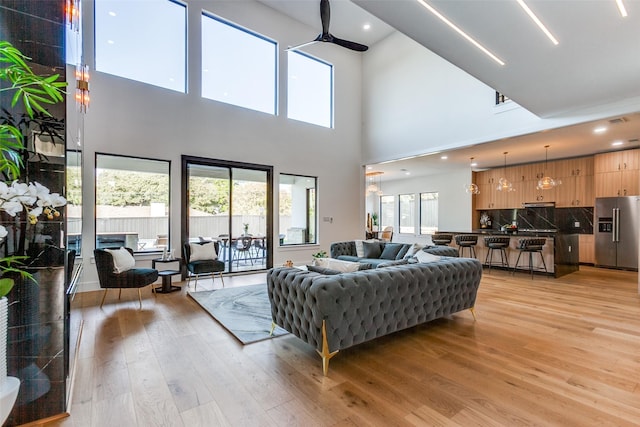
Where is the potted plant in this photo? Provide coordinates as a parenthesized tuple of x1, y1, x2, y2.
(311, 250, 327, 265)
(371, 213, 379, 231)
(0, 40, 66, 414)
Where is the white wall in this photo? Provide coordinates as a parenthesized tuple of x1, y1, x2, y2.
(362, 32, 640, 165)
(76, 0, 365, 291)
(367, 168, 473, 246)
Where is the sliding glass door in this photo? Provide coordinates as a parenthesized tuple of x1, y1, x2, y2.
(182, 156, 272, 273)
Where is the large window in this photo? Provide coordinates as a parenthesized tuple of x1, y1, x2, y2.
(399, 194, 416, 234)
(420, 192, 439, 234)
(287, 51, 333, 128)
(95, 154, 170, 253)
(95, 0, 186, 92)
(279, 174, 317, 245)
(380, 195, 395, 230)
(201, 13, 277, 114)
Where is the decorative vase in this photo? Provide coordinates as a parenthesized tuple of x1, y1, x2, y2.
(0, 296, 20, 424)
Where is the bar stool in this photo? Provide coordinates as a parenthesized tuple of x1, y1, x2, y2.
(455, 235, 478, 258)
(483, 236, 510, 271)
(432, 233, 453, 246)
(513, 238, 548, 278)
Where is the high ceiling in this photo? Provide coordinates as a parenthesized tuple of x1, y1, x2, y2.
(257, 0, 640, 179)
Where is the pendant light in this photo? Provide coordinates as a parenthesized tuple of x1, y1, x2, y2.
(464, 157, 480, 194)
(537, 145, 561, 190)
(496, 152, 515, 192)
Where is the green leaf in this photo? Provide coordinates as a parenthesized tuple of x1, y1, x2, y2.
(0, 278, 14, 298)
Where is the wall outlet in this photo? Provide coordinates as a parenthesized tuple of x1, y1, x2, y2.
(574, 221, 580, 228)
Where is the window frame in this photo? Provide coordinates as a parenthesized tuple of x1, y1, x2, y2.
(94, 0, 187, 93)
(287, 49, 334, 128)
(278, 173, 318, 246)
(200, 11, 278, 115)
(419, 192, 439, 235)
(95, 153, 171, 254)
(379, 195, 395, 231)
(398, 193, 416, 235)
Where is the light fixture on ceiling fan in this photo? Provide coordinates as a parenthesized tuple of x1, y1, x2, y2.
(464, 157, 480, 195)
(496, 152, 515, 192)
(537, 145, 561, 190)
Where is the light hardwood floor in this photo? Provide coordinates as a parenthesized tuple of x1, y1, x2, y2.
(46, 266, 640, 426)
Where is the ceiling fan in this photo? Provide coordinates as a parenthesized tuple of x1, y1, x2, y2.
(287, 0, 368, 52)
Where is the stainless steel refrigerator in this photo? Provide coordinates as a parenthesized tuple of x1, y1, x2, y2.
(595, 196, 639, 270)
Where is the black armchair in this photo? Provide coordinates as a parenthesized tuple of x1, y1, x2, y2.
(94, 247, 158, 309)
(183, 241, 225, 290)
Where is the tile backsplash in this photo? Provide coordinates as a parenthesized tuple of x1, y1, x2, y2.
(481, 207, 593, 233)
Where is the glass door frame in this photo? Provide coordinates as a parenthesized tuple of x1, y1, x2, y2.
(181, 155, 273, 273)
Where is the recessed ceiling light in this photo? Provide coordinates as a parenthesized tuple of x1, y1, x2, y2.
(470, 162, 478, 167)
(616, 0, 628, 17)
(107, 40, 115, 44)
(405, 171, 411, 175)
(367, 166, 373, 170)
(108, 11, 116, 17)
(363, 23, 371, 31)
(593, 126, 607, 134)
(516, 0, 559, 45)
(441, 155, 448, 160)
(415, 0, 505, 66)
(612, 140, 624, 146)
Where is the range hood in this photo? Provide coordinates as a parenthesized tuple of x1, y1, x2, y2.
(522, 202, 556, 208)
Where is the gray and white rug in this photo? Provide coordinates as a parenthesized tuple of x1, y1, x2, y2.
(188, 284, 288, 344)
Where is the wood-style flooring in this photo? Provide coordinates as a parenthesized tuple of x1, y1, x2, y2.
(45, 266, 640, 426)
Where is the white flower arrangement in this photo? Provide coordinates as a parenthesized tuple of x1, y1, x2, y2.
(0, 181, 66, 238)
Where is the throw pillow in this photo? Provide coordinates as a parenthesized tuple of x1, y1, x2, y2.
(190, 242, 218, 261)
(415, 250, 441, 263)
(307, 265, 342, 275)
(362, 241, 383, 259)
(380, 243, 403, 260)
(354, 240, 365, 258)
(315, 257, 362, 273)
(403, 243, 424, 260)
(105, 247, 136, 273)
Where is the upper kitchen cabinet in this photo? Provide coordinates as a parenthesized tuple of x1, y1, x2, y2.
(594, 149, 639, 197)
(555, 157, 595, 207)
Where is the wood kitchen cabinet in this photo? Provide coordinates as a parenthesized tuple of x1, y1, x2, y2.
(555, 157, 594, 207)
(594, 149, 639, 197)
(579, 234, 594, 264)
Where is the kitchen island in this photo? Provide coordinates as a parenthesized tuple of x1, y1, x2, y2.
(440, 229, 579, 278)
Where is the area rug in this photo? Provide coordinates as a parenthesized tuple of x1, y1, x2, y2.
(188, 284, 288, 344)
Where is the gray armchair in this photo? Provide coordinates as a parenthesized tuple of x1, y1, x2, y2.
(94, 247, 158, 309)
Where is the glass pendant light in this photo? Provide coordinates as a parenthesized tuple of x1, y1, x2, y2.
(537, 145, 561, 190)
(464, 157, 480, 194)
(496, 152, 515, 192)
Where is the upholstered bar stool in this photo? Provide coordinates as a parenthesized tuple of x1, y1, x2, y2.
(432, 233, 453, 246)
(455, 235, 478, 258)
(483, 236, 511, 271)
(513, 238, 548, 278)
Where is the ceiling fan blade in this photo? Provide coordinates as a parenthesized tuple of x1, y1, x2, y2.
(331, 36, 369, 52)
(320, 0, 330, 37)
(286, 37, 321, 51)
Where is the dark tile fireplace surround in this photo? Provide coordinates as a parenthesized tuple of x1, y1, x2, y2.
(480, 206, 594, 234)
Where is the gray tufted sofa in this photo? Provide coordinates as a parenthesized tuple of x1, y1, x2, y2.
(330, 240, 459, 267)
(267, 256, 482, 375)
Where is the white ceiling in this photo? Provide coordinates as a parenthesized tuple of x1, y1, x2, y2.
(256, 0, 640, 180)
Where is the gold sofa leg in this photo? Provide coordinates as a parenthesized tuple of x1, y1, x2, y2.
(316, 320, 339, 376)
(469, 307, 477, 321)
(137, 289, 143, 310)
(270, 322, 276, 336)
